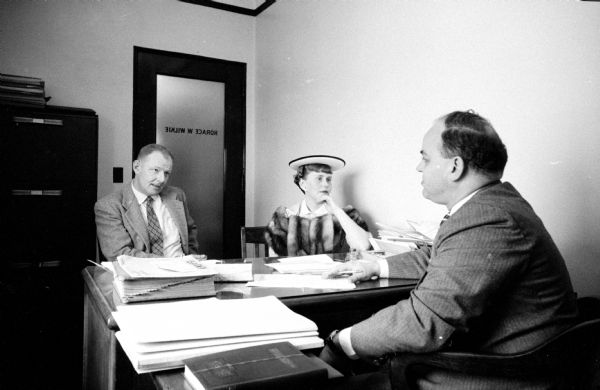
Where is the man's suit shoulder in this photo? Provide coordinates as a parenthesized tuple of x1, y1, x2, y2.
(453, 181, 548, 245)
(461, 182, 532, 219)
(161, 185, 186, 200)
(95, 186, 130, 209)
(95, 185, 186, 205)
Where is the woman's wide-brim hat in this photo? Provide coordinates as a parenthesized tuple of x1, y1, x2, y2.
(289, 155, 346, 171)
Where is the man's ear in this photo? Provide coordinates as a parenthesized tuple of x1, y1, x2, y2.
(448, 156, 465, 181)
(132, 159, 141, 175)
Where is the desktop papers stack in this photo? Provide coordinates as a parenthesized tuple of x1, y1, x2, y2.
(265, 254, 338, 275)
(112, 295, 323, 373)
(249, 254, 356, 290)
(202, 260, 254, 282)
(112, 255, 217, 303)
(370, 221, 436, 254)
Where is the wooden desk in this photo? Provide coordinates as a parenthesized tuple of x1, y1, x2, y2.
(82, 256, 416, 390)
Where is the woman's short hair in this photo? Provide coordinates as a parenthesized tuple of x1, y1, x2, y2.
(441, 110, 508, 178)
(293, 163, 332, 193)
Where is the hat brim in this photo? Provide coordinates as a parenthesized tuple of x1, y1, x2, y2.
(289, 155, 346, 171)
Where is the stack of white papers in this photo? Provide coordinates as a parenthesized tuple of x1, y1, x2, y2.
(112, 255, 217, 303)
(116, 255, 214, 278)
(202, 260, 254, 282)
(371, 221, 436, 254)
(266, 254, 336, 274)
(112, 295, 323, 373)
(247, 274, 355, 290)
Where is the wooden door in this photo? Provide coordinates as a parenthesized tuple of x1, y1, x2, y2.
(133, 47, 245, 259)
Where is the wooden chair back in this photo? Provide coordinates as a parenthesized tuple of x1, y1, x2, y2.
(240, 226, 268, 259)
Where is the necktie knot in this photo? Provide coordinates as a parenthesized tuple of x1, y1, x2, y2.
(440, 213, 450, 226)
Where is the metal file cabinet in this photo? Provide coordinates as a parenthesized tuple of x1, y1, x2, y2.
(0, 104, 98, 389)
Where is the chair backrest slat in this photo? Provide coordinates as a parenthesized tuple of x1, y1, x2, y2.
(240, 226, 268, 259)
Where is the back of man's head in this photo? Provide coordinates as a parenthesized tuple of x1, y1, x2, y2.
(440, 111, 508, 179)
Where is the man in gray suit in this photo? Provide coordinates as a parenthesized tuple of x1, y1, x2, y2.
(95, 144, 200, 261)
(322, 111, 578, 389)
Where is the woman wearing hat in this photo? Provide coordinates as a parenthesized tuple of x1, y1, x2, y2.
(265, 155, 371, 256)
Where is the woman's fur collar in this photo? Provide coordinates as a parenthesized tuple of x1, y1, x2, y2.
(265, 205, 368, 256)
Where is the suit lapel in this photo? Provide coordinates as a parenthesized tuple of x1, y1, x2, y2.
(162, 190, 188, 252)
(122, 184, 150, 250)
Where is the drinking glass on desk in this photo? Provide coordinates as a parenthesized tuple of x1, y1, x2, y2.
(344, 248, 359, 262)
(342, 249, 386, 262)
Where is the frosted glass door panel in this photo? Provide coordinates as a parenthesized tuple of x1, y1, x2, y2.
(156, 75, 224, 256)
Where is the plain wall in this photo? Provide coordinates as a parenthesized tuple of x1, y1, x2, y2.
(255, 0, 600, 297)
(0, 0, 258, 217)
(2, 0, 599, 297)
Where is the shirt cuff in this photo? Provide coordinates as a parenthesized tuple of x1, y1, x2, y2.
(377, 258, 389, 278)
(338, 327, 359, 360)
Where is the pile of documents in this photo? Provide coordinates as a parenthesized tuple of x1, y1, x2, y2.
(248, 254, 355, 290)
(112, 255, 217, 303)
(369, 221, 436, 254)
(112, 295, 324, 373)
(264, 254, 338, 275)
(202, 260, 254, 282)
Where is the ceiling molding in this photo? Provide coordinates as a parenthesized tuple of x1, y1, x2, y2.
(179, 0, 276, 16)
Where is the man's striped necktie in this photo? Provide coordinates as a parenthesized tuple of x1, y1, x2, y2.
(145, 196, 164, 256)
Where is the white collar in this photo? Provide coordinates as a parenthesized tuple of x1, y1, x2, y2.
(448, 189, 480, 216)
(299, 198, 328, 217)
(131, 183, 159, 206)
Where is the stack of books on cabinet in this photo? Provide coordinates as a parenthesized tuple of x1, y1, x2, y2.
(0, 73, 47, 107)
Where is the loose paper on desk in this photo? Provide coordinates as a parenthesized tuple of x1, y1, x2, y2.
(201, 260, 253, 282)
(116, 332, 322, 373)
(266, 254, 335, 274)
(247, 274, 355, 290)
(115, 255, 214, 279)
(112, 295, 323, 373)
(128, 330, 319, 353)
(369, 238, 416, 255)
(112, 295, 318, 343)
(276, 254, 333, 264)
(376, 221, 436, 244)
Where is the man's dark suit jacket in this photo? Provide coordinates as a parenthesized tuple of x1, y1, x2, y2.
(94, 183, 200, 261)
(351, 181, 578, 389)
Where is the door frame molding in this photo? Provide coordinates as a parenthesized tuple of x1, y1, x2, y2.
(133, 46, 246, 258)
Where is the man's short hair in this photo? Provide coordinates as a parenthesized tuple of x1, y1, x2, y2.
(136, 144, 174, 161)
(441, 110, 508, 178)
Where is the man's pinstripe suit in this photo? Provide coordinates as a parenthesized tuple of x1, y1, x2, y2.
(351, 181, 577, 389)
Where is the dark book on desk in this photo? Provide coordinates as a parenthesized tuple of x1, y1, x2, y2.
(183, 341, 328, 390)
(112, 255, 216, 303)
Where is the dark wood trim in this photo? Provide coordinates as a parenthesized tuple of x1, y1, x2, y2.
(133, 46, 246, 259)
(179, 0, 276, 16)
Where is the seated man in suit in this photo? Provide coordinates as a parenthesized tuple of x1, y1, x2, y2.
(95, 143, 200, 261)
(321, 111, 578, 389)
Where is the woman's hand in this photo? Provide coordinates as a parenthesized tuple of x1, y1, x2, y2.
(323, 194, 341, 214)
(322, 195, 372, 251)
